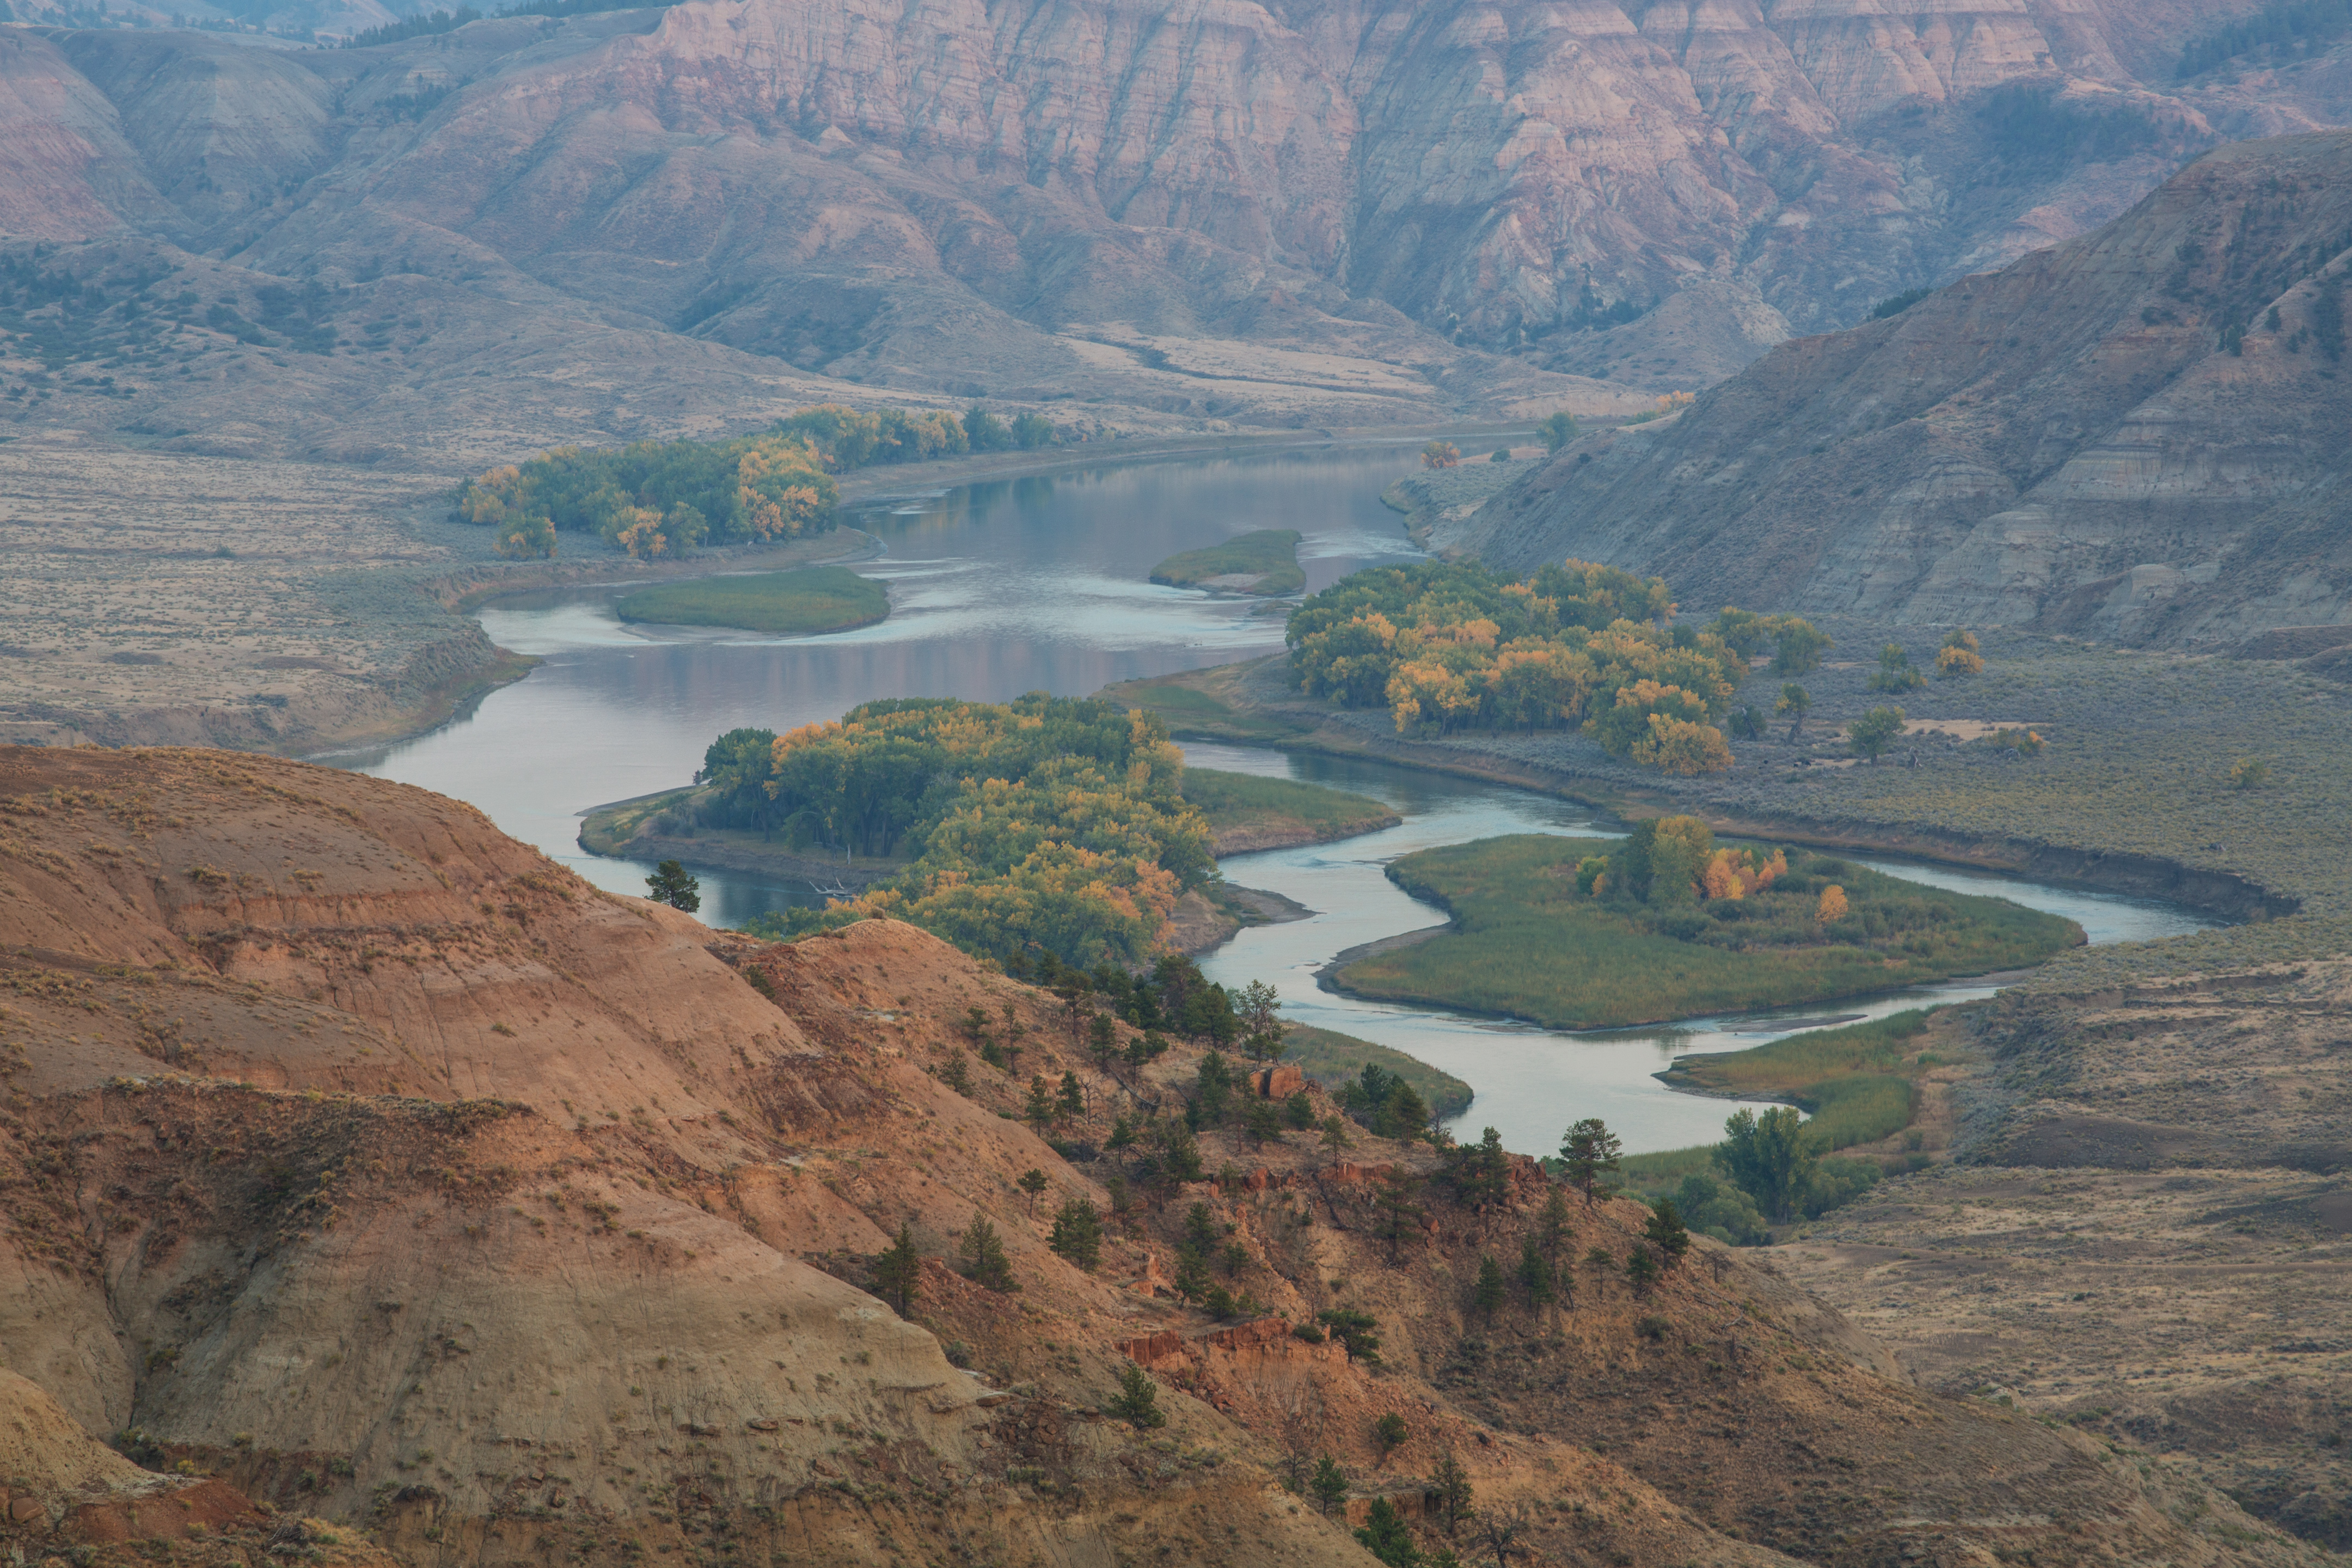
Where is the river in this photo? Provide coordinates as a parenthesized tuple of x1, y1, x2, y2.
(346, 446, 2216, 1156)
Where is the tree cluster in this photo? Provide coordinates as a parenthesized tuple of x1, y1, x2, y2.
(723, 696, 1209, 969)
(1286, 559, 1824, 774)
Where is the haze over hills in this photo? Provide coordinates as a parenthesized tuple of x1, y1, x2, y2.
(5, 0, 2352, 468)
(1455, 130, 2352, 646)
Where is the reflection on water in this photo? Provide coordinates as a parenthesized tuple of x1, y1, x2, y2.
(343, 448, 1428, 918)
(1183, 744, 2219, 1156)
(339, 446, 2222, 1161)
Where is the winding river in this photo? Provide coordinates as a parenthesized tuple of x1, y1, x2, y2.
(346, 446, 2216, 1155)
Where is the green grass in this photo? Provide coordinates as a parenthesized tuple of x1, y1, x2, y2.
(1149, 529, 1304, 595)
(614, 566, 888, 635)
(1336, 836, 2082, 1029)
(1282, 1023, 1473, 1119)
(1097, 663, 1312, 743)
(1615, 1144, 1720, 1196)
(1180, 768, 1395, 846)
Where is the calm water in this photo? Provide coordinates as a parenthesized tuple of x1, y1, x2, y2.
(345, 448, 2218, 1156)
(1184, 743, 2216, 1156)
(345, 447, 1428, 923)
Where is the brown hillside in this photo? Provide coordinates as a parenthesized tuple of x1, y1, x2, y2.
(1461, 132, 2352, 647)
(0, 745, 2320, 1568)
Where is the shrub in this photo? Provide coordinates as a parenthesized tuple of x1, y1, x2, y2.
(1106, 1362, 1166, 1429)
(2231, 757, 2268, 790)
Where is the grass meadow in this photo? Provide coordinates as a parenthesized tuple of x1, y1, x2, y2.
(1180, 767, 1395, 844)
(614, 566, 888, 635)
(1149, 529, 1305, 595)
(1337, 835, 2080, 1028)
(1282, 1022, 1473, 1118)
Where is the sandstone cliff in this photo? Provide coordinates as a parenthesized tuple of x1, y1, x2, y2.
(0, 744, 2323, 1567)
(1457, 130, 2352, 645)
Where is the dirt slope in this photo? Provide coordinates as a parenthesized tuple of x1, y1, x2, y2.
(0, 744, 2323, 1567)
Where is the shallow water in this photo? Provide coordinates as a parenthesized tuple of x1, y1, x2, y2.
(1184, 743, 2218, 1156)
(343, 447, 2220, 1158)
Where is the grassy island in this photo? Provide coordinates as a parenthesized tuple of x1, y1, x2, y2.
(1335, 821, 2082, 1029)
(614, 566, 887, 635)
(1180, 767, 1398, 853)
(1149, 529, 1304, 595)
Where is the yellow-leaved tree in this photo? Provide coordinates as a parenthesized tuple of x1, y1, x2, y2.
(1816, 885, 1849, 924)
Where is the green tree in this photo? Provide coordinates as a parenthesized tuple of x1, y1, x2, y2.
(1515, 1235, 1554, 1308)
(1444, 1126, 1509, 1206)
(1309, 1454, 1350, 1515)
(1284, 1090, 1317, 1130)
(1847, 705, 1906, 765)
(1536, 1188, 1573, 1258)
(1106, 1361, 1166, 1429)
(1025, 1076, 1057, 1129)
(939, 1052, 971, 1095)
(1058, 1070, 1086, 1123)
(1356, 1497, 1420, 1567)
(1869, 642, 1925, 693)
(1016, 1168, 1049, 1214)
(1472, 1254, 1507, 1321)
(1173, 1244, 1212, 1304)
(1373, 1411, 1409, 1462)
(1321, 1114, 1355, 1167)
(1049, 1198, 1103, 1271)
(1088, 1011, 1119, 1072)
(1558, 1118, 1622, 1208)
(1431, 1449, 1475, 1535)
(963, 405, 1013, 452)
(645, 860, 700, 912)
(1772, 620, 1832, 676)
(1643, 1198, 1691, 1269)
(1373, 1168, 1425, 1261)
(1715, 1106, 1816, 1222)
(1624, 1246, 1661, 1295)
(1774, 682, 1811, 740)
(958, 1214, 1015, 1292)
(1195, 1050, 1235, 1124)
(2230, 757, 2268, 790)
(1318, 1308, 1382, 1365)
(871, 1221, 921, 1317)
(1539, 411, 1579, 453)
(1238, 979, 1284, 1058)
(1010, 412, 1056, 450)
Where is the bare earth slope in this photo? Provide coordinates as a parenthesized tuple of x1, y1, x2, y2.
(1461, 131, 2352, 646)
(0, 744, 2330, 1568)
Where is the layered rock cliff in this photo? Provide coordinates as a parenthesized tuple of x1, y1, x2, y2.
(4, 0, 2350, 462)
(1457, 130, 2352, 644)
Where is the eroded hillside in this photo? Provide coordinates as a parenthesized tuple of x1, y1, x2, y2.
(1460, 131, 2352, 646)
(0, 744, 2328, 1568)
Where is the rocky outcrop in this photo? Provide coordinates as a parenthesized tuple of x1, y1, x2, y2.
(1459, 131, 2352, 644)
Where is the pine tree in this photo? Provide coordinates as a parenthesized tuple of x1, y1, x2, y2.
(1016, 1168, 1049, 1213)
(872, 1221, 921, 1318)
(1309, 1454, 1350, 1515)
(1516, 1235, 1554, 1309)
(1355, 1496, 1420, 1567)
(958, 1214, 1015, 1293)
(1643, 1197, 1691, 1269)
(1558, 1118, 1622, 1208)
(1536, 1188, 1573, 1258)
(1025, 1075, 1057, 1129)
(645, 860, 700, 912)
(1472, 1254, 1507, 1321)
(1058, 1070, 1085, 1123)
(1373, 1168, 1425, 1261)
(1048, 1198, 1103, 1271)
(1431, 1449, 1475, 1536)
(1373, 1411, 1408, 1462)
(1625, 1246, 1661, 1295)
(939, 1052, 971, 1095)
(1107, 1361, 1166, 1429)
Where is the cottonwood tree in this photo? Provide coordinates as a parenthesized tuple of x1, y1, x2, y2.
(1717, 1106, 1817, 1222)
(1775, 683, 1811, 740)
(1848, 705, 1906, 764)
(1559, 1118, 1622, 1207)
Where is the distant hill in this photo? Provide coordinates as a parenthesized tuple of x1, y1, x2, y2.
(1456, 131, 2352, 646)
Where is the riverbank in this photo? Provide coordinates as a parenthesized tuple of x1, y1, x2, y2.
(1331, 835, 2084, 1030)
(1099, 628, 2352, 981)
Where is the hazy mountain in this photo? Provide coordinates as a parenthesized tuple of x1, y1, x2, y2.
(1456, 130, 2352, 646)
(5, 0, 2351, 464)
